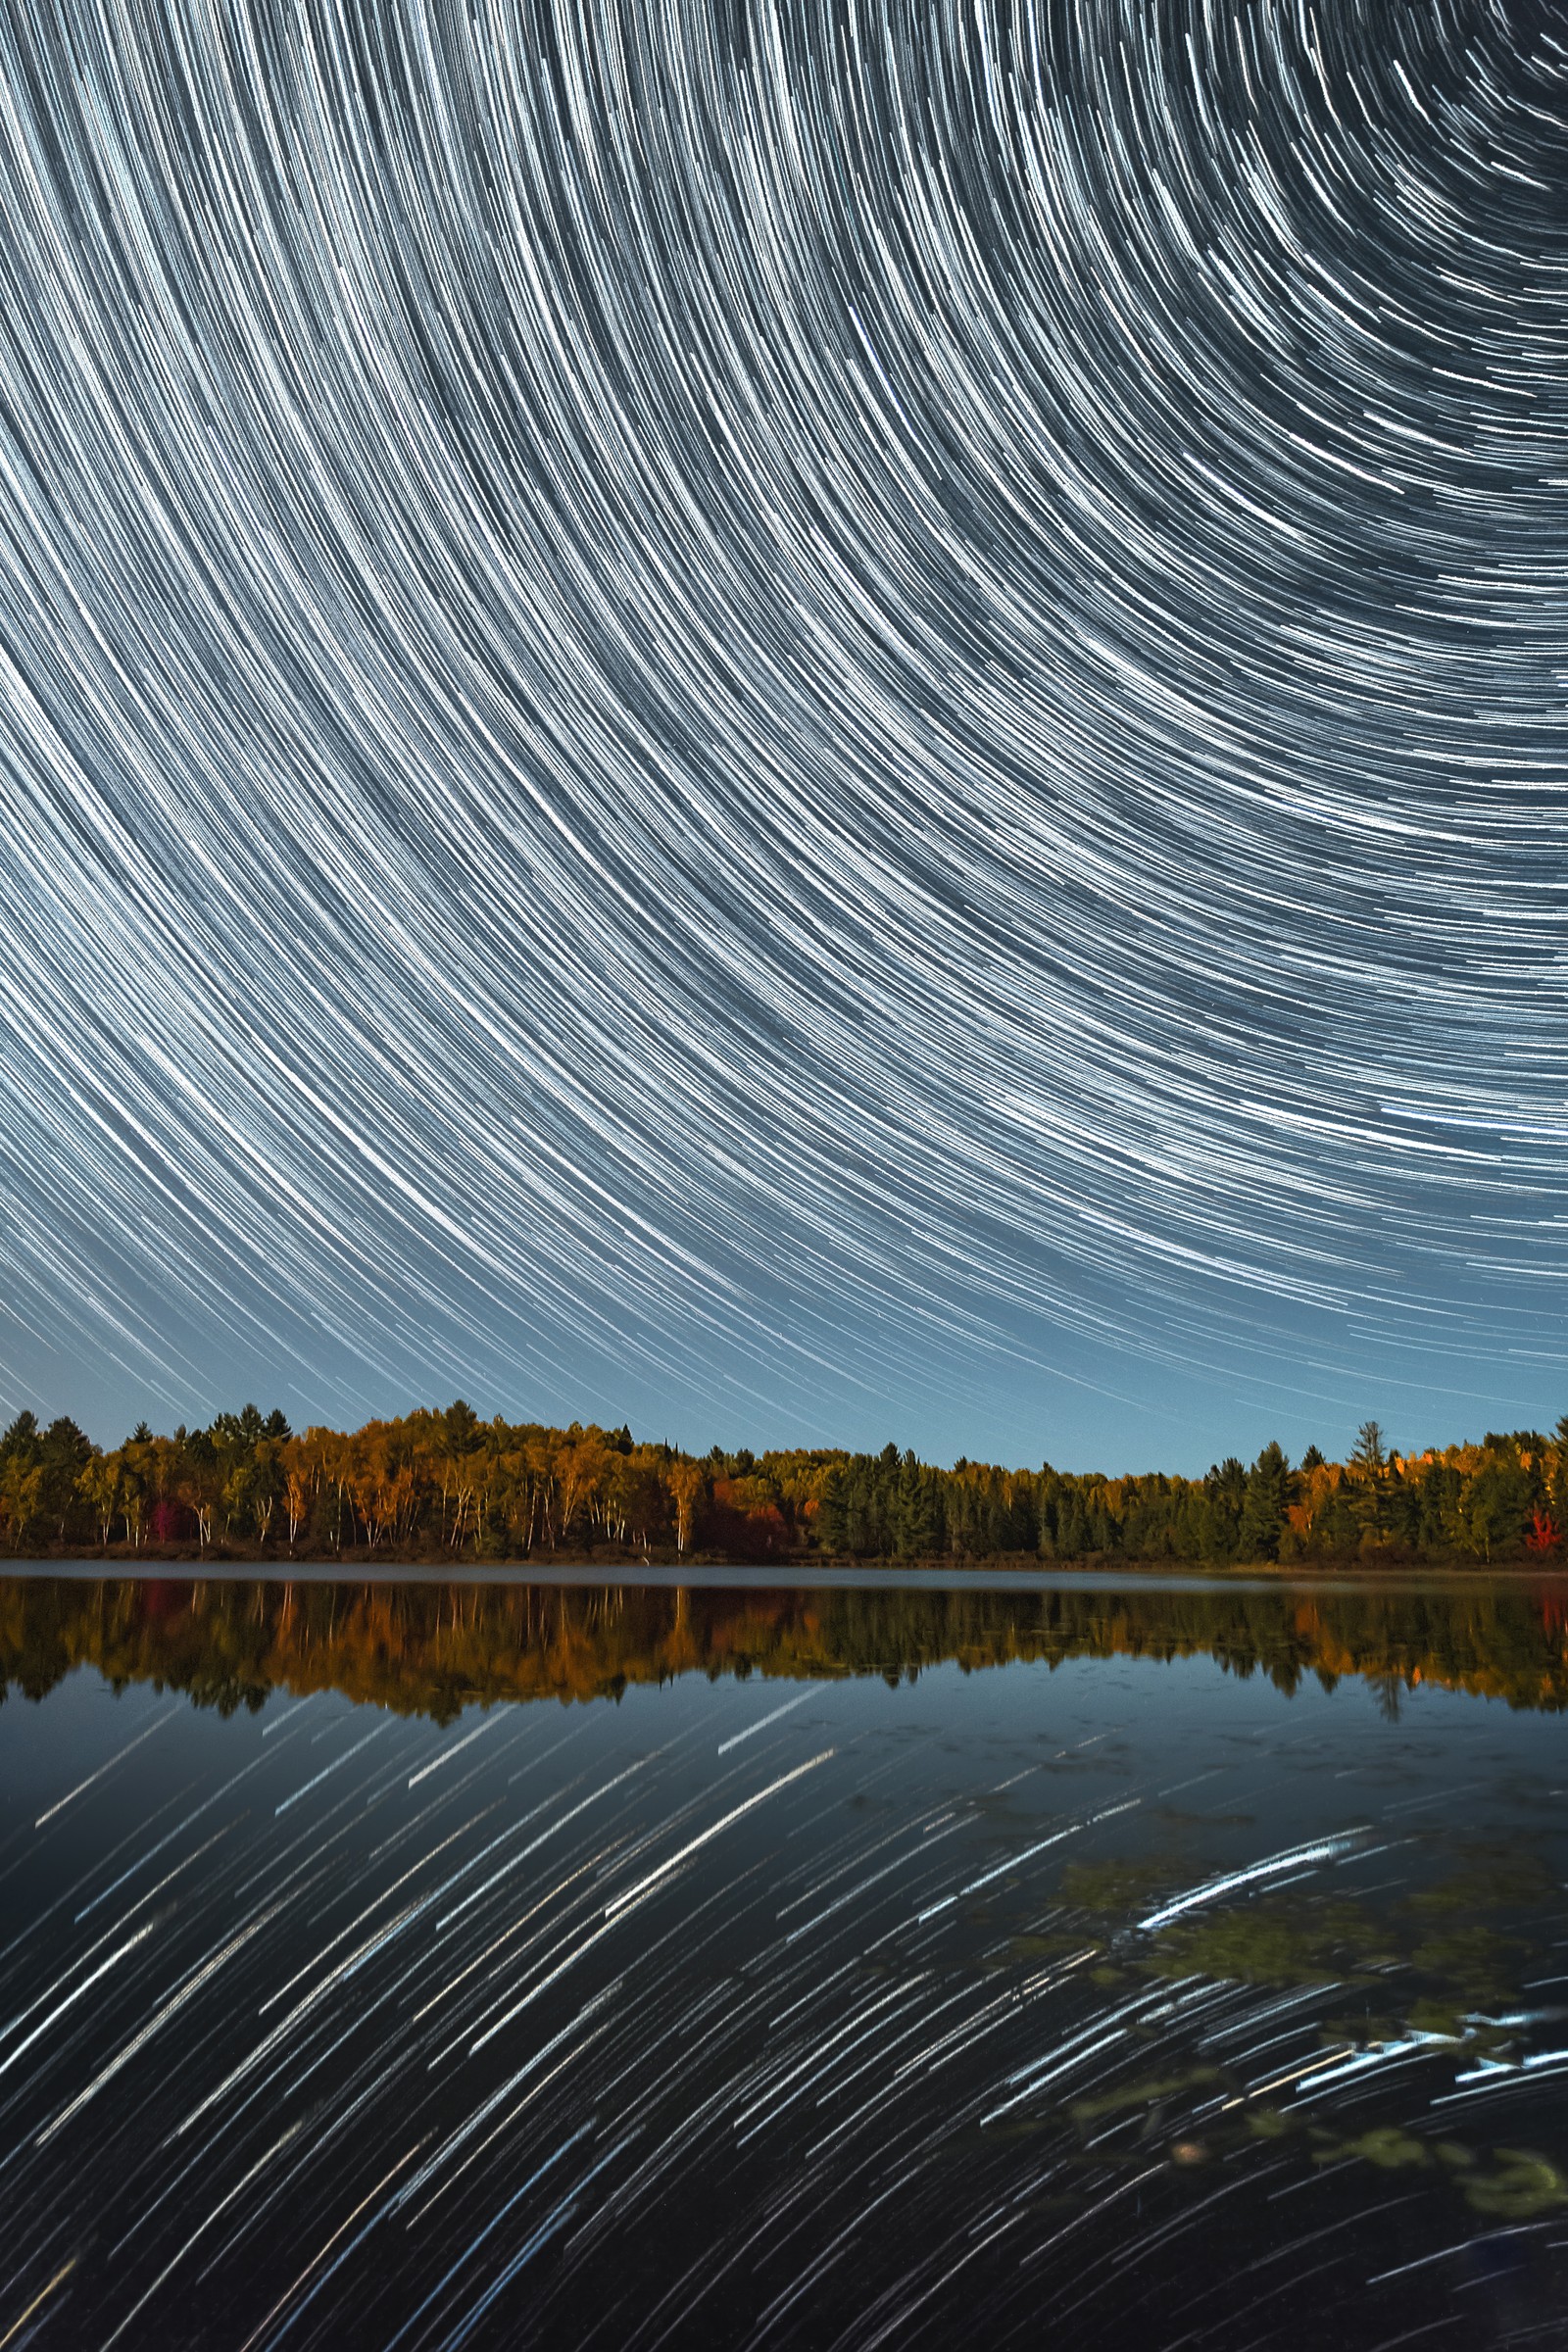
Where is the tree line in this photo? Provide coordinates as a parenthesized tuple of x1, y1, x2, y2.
(1, 1401, 1565, 1567)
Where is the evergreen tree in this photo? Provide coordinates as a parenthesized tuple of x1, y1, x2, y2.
(893, 1451, 940, 1560)
(1349, 1421, 1391, 1541)
(38, 1418, 92, 1543)
(817, 1464, 848, 1554)
(1239, 1442, 1292, 1561)
(1201, 1458, 1248, 1560)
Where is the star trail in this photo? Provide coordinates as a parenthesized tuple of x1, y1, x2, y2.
(0, 0, 1564, 1451)
(3, 1642, 1566, 2347)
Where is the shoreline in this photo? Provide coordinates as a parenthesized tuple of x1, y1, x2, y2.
(2, 1551, 1564, 1591)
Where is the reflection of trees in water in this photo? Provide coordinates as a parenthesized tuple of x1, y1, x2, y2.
(1371, 1669, 1403, 1722)
(5, 1578, 1567, 2260)
(3, 1575, 1568, 1719)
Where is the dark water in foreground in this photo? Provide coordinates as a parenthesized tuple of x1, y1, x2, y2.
(2, 1576, 1567, 2349)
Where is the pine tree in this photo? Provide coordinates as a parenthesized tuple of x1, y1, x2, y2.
(1239, 1442, 1292, 1561)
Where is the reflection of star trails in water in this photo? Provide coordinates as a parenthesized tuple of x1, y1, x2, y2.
(1136, 1828, 1371, 1931)
(0, 2260, 76, 2352)
(715, 1688, 816, 1754)
(0, 0, 1564, 1437)
(4, 1653, 1568, 2344)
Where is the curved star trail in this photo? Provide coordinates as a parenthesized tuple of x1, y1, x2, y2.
(4, 1657, 1566, 2348)
(0, 0, 1564, 1437)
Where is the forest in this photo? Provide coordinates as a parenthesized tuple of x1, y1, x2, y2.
(1, 1402, 1566, 1569)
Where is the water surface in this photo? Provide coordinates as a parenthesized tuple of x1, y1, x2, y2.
(2, 1573, 1566, 2349)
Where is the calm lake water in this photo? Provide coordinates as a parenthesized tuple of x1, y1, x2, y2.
(2, 1572, 1567, 2350)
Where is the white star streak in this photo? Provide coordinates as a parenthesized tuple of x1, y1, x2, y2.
(0, 0, 1563, 1440)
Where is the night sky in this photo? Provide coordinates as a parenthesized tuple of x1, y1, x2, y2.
(0, 0, 1564, 1471)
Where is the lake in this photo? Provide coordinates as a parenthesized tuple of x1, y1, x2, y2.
(2, 1571, 1566, 2349)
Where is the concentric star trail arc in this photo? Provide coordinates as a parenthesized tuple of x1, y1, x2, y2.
(0, 0, 1564, 1440)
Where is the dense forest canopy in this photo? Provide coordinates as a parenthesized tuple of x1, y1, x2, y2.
(5, 1575, 1568, 1719)
(1, 1403, 1566, 1568)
